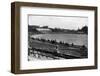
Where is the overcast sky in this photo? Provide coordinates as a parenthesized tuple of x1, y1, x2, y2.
(29, 15, 88, 30)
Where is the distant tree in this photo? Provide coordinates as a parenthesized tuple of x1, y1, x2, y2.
(28, 26, 39, 33)
(51, 28, 62, 32)
(81, 26, 88, 34)
(41, 26, 48, 28)
(59, 41, 63, 44)
(65, 43, 69, 46)
(71, 43, 74, 46)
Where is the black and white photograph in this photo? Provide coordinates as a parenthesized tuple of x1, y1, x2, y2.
(28, 15, 88, 61)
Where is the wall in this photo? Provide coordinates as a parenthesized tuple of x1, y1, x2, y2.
(0, 0, 100, 76)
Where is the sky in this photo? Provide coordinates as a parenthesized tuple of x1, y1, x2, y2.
(28, 15, 88, 30)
